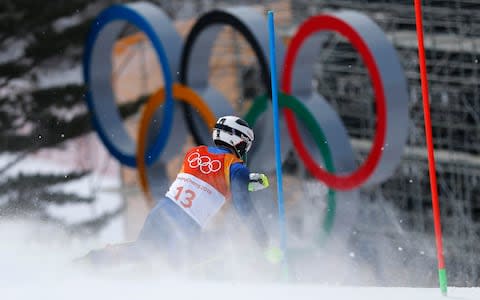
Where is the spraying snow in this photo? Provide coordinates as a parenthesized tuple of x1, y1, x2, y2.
(0, 220, 478, 300)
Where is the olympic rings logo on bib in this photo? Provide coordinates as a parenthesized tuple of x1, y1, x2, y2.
(187, 152, 222, 174)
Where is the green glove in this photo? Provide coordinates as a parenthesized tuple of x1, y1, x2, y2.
(248, 173, 270, 192)
(264, 246, 283, 265)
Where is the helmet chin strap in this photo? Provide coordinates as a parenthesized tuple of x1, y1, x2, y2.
(241, 152, 248, 163)
(231, 145, 243, 159)
(229, 144, 244, 160)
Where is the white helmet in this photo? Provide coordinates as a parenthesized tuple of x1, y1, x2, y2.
(212, 116, 254, 158)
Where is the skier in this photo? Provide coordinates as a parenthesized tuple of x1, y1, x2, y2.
(81, 115, 278, 271)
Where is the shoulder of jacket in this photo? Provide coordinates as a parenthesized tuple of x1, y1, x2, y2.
(224, 153, 243, 163)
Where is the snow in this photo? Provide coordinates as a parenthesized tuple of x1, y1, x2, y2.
(0, 38, 28, 64)
(52, 14, 84, 33)
(0, 217, 477, 300)
(0, 139, 479, 299)
(2, 282, 478, 300)
(0, 78, 32, 98)
(35, 62, 83, 88)
(50, 104, 88, 121)
(0, 134, 125, 243)
(0, 221, 477, 300)
(0, 233, 478, 300)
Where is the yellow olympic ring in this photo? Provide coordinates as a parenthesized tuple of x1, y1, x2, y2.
(136, 83, 216, 207)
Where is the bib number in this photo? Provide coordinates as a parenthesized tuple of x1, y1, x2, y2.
(166, 173, 226, 227)
(174, 186, 196, 208)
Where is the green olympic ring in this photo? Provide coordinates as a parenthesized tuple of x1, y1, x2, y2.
(244, 92, 336, 245)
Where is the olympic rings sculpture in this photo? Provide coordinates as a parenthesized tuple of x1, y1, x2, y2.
(83, 2, 409, 243)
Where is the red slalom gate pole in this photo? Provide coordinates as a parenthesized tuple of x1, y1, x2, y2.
(413, 0, 448, 295)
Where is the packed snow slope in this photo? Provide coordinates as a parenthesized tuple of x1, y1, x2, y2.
(0, 221, 478, 300)
(3, 278, 480, 300)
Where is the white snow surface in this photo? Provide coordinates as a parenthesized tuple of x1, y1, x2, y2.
(3, 282, 479, 300)
(0, 220, 477, 300)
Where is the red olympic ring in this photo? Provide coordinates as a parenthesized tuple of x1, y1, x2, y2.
(282, 14, 387, 190)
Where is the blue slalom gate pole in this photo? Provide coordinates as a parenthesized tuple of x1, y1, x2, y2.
(267, 10, 289, 280)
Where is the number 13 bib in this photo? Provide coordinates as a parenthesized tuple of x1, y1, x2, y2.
(166, 173, 226, 228)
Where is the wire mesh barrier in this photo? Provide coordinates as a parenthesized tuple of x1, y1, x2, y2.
(288, 0, 480, 286)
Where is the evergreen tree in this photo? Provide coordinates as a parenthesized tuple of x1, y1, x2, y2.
(0, 0, 144, 234)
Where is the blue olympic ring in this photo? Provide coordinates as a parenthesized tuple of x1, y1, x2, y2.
(83, 3, 175, 167)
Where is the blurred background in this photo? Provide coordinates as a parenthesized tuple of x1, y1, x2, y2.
(1, 0, 479, 288)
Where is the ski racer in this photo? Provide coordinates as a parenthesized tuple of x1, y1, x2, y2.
(82, 115, 279, 269)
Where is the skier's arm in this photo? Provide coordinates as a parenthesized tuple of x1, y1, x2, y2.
(230, 163, 269, 248)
